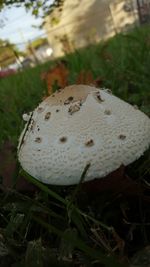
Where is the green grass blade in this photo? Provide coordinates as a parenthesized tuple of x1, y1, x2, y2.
(33, 215, 124, 267)
(20, 169, 66, 205)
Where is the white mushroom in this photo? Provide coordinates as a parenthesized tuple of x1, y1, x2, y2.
(18, 85, 150, 185)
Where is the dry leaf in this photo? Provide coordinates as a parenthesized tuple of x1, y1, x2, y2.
(0, 141, 37, 192)
(76, 70, 103, 87)
(76, 70, 94, 85)
(82, 165, 146, 197)
(41, 61, 69, 96)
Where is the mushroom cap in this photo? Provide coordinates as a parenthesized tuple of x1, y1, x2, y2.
(18, 85, 150, 185)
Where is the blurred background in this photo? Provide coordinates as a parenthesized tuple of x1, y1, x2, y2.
(0, 0, 150, 71)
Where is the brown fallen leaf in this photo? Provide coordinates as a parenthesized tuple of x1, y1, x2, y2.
(76, 70, 94, 85)
(0, 141, 37, 192)
(99, 43, 113, 62)
(82, 165, 148, 198)
(41, 60, 69, 96)
(41, 63, 104, 99)
(76, 70, 103, 87)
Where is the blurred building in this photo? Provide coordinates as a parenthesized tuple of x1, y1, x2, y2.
(137, 0, 150, 24)
(43, 0, 141, 58)
(24, 38, 53, 66)
(34, 44, 53, 62)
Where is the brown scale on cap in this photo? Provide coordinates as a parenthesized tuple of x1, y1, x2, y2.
(59, 136, 67, 143)
(30, 120, 36, 132)
(64, 96, 74, 105)
(104, 89, 112, 94)
(118, 134, 126, 140)
(43, 85, 94, 107)
(37, 107, 44, 113)
(95, 91, 104, 102)
(85, 139, 94, 147)
(44, 112, 51, 120)
(68, 103, 81, 115)
(35, 137, 42, 143)
(104, 109, 111, 115)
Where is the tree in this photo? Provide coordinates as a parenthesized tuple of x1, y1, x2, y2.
(27, 38, 48, 50)
(0, 39, 24, 68)
(0, 0, 65, 17)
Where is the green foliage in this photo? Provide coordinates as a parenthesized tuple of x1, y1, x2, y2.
(0, 39, 22, 68)
(27, 38, 48, 50)
(0, 0, 65, 17)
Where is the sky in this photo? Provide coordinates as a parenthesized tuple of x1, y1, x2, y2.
(0, 4, 51, 50)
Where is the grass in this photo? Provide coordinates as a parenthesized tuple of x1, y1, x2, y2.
(0, 25, 150, 266)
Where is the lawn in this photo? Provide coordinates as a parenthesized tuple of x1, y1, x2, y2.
(0, 25, 150, 267)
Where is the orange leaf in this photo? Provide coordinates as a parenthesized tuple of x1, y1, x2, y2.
(41, 61, 69, 96)
(76, 70, 103, 87)
(76, 70, 94, 85)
